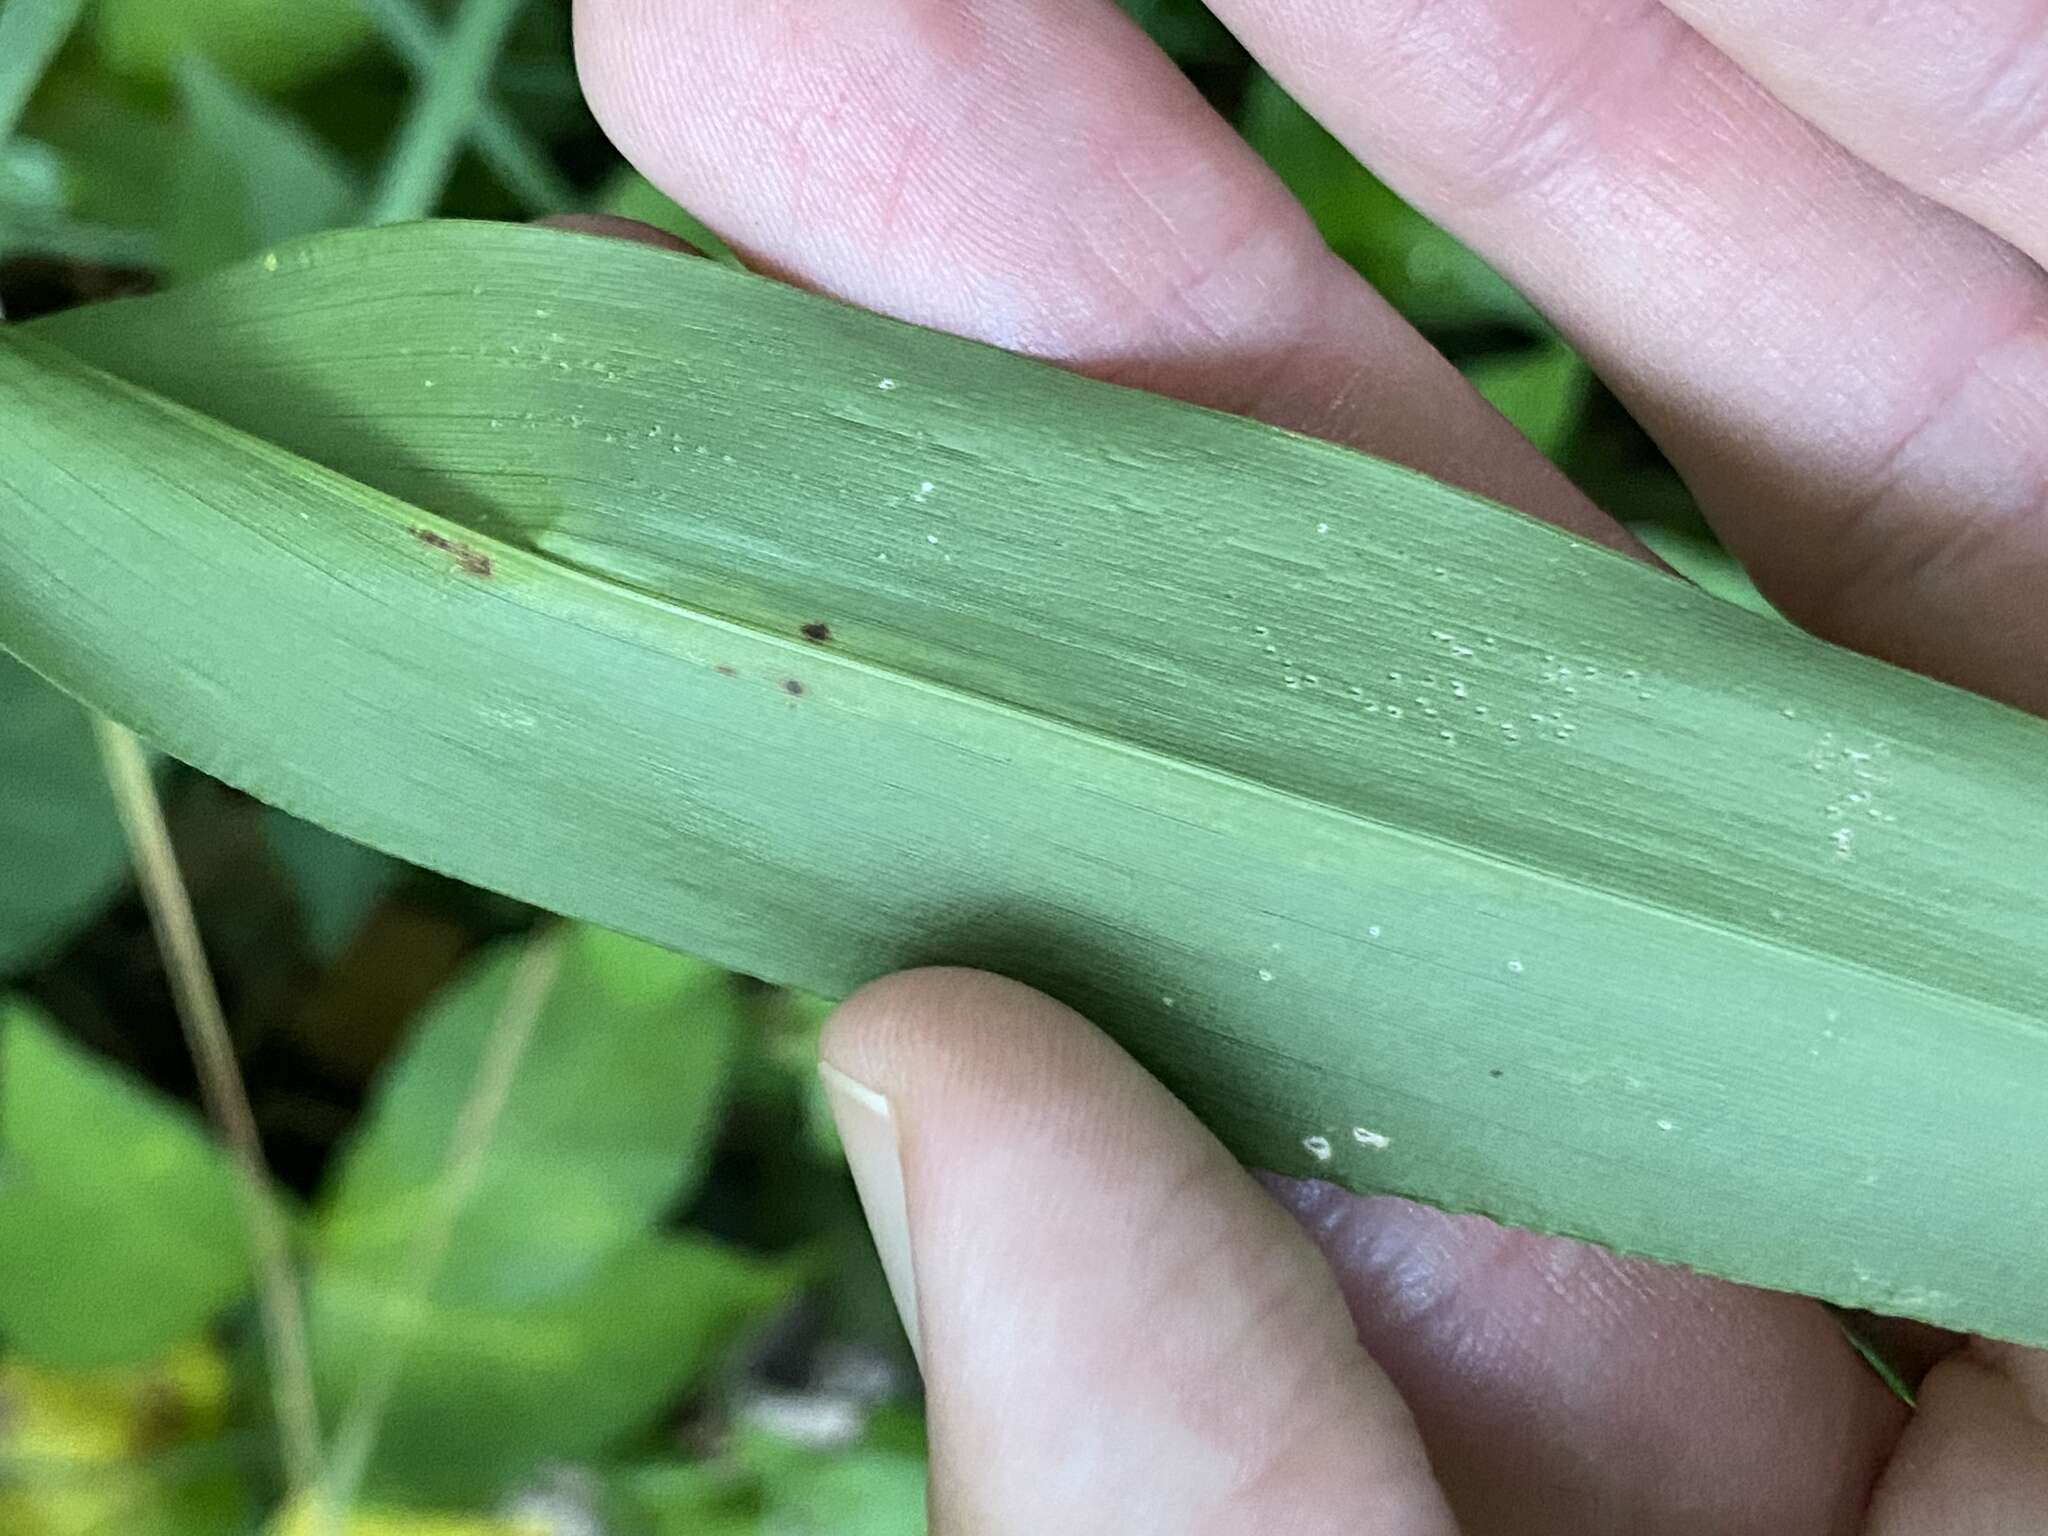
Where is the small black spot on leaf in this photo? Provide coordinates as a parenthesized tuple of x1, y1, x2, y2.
(781, 679, 805, 696)
(800, 622, 832, 643)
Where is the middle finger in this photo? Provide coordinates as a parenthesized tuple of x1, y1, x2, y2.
(1209, 0, 2048, 712)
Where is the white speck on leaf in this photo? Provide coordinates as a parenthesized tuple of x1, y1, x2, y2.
(1303, 1135, 1333, 1161)
(1258, 968, 1275, 983)
(1352, 1127, 1391, 1150)
(1506, 959, 1525, 974)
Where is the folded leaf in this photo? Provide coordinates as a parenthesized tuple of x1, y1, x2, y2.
(4, 222, 2046, 1344)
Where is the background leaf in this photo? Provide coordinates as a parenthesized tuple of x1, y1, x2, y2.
(7, 224, 2047, 1346)
(92, 0, 373, 92)
(1463, 339, 1591, 463)
(318, 925, 747, 1306)
(261, 810, 404, 963)
(0, 1344, 249, 1536)
(0, 999, 250, 1366)
(272, 1500, 549, 1535)
(0, 0, 87, 144)
(9, 70, 176, 266)
(1237, 71, 1543, 338)
(309, 1235, 792, 1502)
(598, 168, 741, 267)
(163, 56, 359, 278)
(0, 656, 126, 976)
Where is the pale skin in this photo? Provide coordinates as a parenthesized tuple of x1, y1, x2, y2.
(571, 0, 2048, 1529)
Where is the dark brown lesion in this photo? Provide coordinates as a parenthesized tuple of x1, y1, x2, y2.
(781, 679, 805, 696)
(410, 526, 493, 578)
(800, 622, 833, 643)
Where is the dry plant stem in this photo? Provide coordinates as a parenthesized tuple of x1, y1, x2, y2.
(91, 717, 323, 1494)
(308, 925, 569, 1533)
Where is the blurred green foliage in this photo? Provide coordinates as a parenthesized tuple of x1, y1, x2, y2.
(0, 0, 1769, 1530)
(0, 658, 127, 974)
(0, 998, 250, 1366)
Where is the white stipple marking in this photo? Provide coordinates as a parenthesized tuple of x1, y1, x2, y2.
(1303, 1135, 1333, 1161)
(877, 378, 898, 390)
(1656, 1119, 1677, 1132)
(1352, 1127, 1391, 1150)
(1506, 959, 1525, 974)
(1257, 968, 1275, 982)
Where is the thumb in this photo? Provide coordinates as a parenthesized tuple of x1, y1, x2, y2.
(818, 968, 1457, 1536)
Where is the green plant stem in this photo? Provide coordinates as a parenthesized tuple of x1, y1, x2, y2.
(91, 718, 323, 1496)
(367, 0, 531, 224)
(0, 0, 87, 146)
(309, 925, 568, 1533)
(354, 0, 574, 213)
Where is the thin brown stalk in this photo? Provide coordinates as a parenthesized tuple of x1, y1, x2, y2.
(92, 718, 323, 1493)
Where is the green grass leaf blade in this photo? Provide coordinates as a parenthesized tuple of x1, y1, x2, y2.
(366, 0, 529, 224)
(599, 167, 739, 265)
(5, 223, 2047, 1347)
(0, 0, 86, 146)
(91, 0, 371, 92)
(319, 925, 746, 1307)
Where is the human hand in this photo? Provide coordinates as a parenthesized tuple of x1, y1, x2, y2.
(574, 1, 2048, 1528)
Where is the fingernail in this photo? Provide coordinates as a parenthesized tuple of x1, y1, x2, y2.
(819, 1060, 922, 1362)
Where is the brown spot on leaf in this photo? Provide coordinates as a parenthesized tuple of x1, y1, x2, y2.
(1489, 1068, 1504, 1079)
(781, 679, 805, 696)
(715, 665, 737, 677)
(411, 526, 493, 578)
(800, 622, 833, 643)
